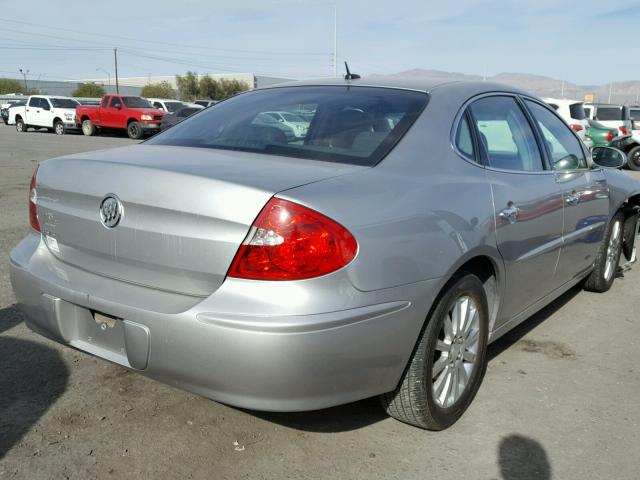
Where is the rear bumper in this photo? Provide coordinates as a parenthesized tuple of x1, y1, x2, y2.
(9, 233, 437, 411)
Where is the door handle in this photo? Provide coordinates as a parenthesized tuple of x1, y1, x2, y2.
(565, 191, 580, 205)
(499, 204, 520, 224)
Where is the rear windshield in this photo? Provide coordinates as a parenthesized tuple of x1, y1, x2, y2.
(146, 86, 428, 166)
(569, 103, 586, 120)
(596, 106, 626, 121)
(122, 97, 152, 108)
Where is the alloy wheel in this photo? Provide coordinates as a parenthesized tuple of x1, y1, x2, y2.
(432, 295, 480, 408)
(604, 220, 622, 281)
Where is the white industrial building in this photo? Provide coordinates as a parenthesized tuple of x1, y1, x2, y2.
(74, 72, 292, 92)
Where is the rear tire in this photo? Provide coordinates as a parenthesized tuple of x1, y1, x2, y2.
(584, 211, 624, 293)
(54, 120, 65, 135)
(127, 121, 143, 140)
(382, 273, 489, 430)
(627, 146, 640, 171)
(82, 119, 95, 136)
(15, 118, 25, 133)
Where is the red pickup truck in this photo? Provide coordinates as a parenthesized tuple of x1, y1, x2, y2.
(76, 95, 165, 139)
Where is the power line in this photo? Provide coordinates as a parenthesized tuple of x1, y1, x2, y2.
(0, 17, 329, 57)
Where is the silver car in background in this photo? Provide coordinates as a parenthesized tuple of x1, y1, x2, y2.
(10, 78, 640, 430)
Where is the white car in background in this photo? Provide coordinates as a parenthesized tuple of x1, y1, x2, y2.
(543, 98, 593, 148)
(11, 95, 80, 134)
(146, 98, 187, 113)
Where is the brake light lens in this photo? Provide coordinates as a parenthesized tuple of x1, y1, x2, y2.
(29, 164, 40, 233)
(570, 124, 583, 132)
(620, 126, 629, 135)
(605, 131, 614, 142)
(228, 198, 358, 280)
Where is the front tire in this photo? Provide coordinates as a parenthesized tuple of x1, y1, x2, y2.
(584, 211, 624, 292)
(627, 146, 640, 171)
(54, 120, 65, 135)
(382, 273, 489, 430)
(127, 121, 143, 140)
(82, 119, 95, 136)
(15, 118, 26, 133)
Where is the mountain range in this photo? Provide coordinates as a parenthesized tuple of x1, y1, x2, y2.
(371, 69, 640, 105)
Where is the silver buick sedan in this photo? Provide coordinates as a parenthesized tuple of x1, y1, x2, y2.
(10, 78, 640, 430)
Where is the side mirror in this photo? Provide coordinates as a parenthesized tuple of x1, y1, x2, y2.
(42, 104, 50, 111)
(114, 103, 122, 110)
(592, 146, 627, 169)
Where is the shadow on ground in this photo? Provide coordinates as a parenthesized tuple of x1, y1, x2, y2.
(0, 306, 68, 459)
(499, 434, 551, 479)
(248, 397, 387, 433)
(488, 286, 580, 361)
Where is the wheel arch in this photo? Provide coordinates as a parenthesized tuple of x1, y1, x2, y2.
(618, 194, 640, 262)
(53, 117, 62, 126)
(418, 248, 504, 347)
(127, 117, 139, 125)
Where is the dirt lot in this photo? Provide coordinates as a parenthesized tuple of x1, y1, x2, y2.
(1, 124, 639, 479)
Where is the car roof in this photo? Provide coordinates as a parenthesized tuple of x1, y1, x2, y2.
(263, 76, 530, 97)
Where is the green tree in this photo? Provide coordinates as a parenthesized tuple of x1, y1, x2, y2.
(0, 78, 25, 94)
(195, 75, 250, 101)
(72, 82, 106, 98)
(175, 71, 200, 101)
(197, 75, 220, 100)
(141, 81, 176, 99)
(218, 78, 249, 99)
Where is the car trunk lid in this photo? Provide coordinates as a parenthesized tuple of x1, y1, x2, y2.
(36, 144, 363, 297)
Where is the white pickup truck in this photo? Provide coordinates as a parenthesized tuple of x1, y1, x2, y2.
(11, 95, 80, 135)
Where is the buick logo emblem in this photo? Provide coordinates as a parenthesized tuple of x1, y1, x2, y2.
(99, 194, 123, 228)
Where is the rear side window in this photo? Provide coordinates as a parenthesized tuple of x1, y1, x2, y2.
(584, 107, 592, 118)
(568, 103, 586, 120)
(147, 86, 428, 166)
(51, 98, 79, 108)
(631, 109, 640, 120)
(455, 114, 474, 158)
(525, 100, 587, 170)
(468, 96, 543, 172)
(596, 107, 624, 121)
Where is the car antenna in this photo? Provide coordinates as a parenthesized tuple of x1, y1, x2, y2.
(344, 62, 361, 81)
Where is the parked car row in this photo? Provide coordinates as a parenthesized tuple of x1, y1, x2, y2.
(544, 97, 640, 169)
(3, 94, 211, 139)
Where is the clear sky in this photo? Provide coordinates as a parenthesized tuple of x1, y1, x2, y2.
(0, 0, 637, 85)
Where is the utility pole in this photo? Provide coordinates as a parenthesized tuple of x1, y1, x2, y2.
(114, 48, 120, 94)
(333, 4, 338, 78)
(18, 68, 29, 92)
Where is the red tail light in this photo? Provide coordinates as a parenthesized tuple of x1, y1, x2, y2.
(228, 198, 357, 280)
(29, 164, 40, 233)
(570, 124, 583, 132)
(620, 126, 628, 135)
(605, 131, 614, 142)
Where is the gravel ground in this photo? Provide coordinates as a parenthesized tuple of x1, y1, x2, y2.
(1, 124, 639, 479)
